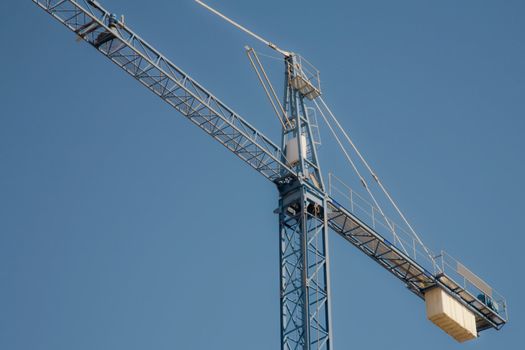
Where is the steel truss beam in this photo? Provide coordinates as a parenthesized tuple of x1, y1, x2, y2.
(32, 0, 294, 182)
(326, 198, 506, 331)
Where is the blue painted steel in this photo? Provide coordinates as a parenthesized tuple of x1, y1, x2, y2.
(278, 55, 332, 350)
(278, 183, 332, 350)
(30, 1, 506, 349)
(31, 0, 294, 182)
(325, 197, 507, 331)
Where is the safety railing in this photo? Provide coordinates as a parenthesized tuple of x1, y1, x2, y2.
(328, 173, 507, 320)
(290, 55, 321, 100)
(328, 173, 439, 275)
(436, 251, 508, 320)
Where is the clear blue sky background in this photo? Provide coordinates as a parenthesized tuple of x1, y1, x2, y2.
(1, 1, 523, 349)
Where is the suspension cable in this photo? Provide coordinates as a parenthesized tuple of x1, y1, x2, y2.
(317, 97, 436, 267)
(313, 100, 408, 255)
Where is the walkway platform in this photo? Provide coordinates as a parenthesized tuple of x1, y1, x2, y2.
(326, 197, 507, 332)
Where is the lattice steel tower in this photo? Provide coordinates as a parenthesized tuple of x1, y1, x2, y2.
(277, 54, 332, 349)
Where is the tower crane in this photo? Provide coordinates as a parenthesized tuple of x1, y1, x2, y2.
(30, 1, 508, 349)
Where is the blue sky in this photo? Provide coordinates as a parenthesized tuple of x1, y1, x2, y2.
(1, 1, 523, 349)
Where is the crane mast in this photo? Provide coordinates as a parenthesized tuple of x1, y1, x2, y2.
(278, 55, 332, 349)
(31, 1, 507, 349)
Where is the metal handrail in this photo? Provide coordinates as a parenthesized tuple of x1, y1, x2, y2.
(328, 173, 438, 274)
(328, 172, 507, 320)
(436, 251, 508, 320)
(294, 55, 321, 93)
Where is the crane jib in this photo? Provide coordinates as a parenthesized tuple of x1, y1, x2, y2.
(32, 0, 294, 182)
(325, 198, 506, 332)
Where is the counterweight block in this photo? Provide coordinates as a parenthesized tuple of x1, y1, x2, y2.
(425, 287, 477, 342)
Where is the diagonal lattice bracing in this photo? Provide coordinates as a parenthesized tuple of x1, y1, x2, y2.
(33, 0, 294, 182)
(326, 198, 506, 332)
(279, 187, 332, 350)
